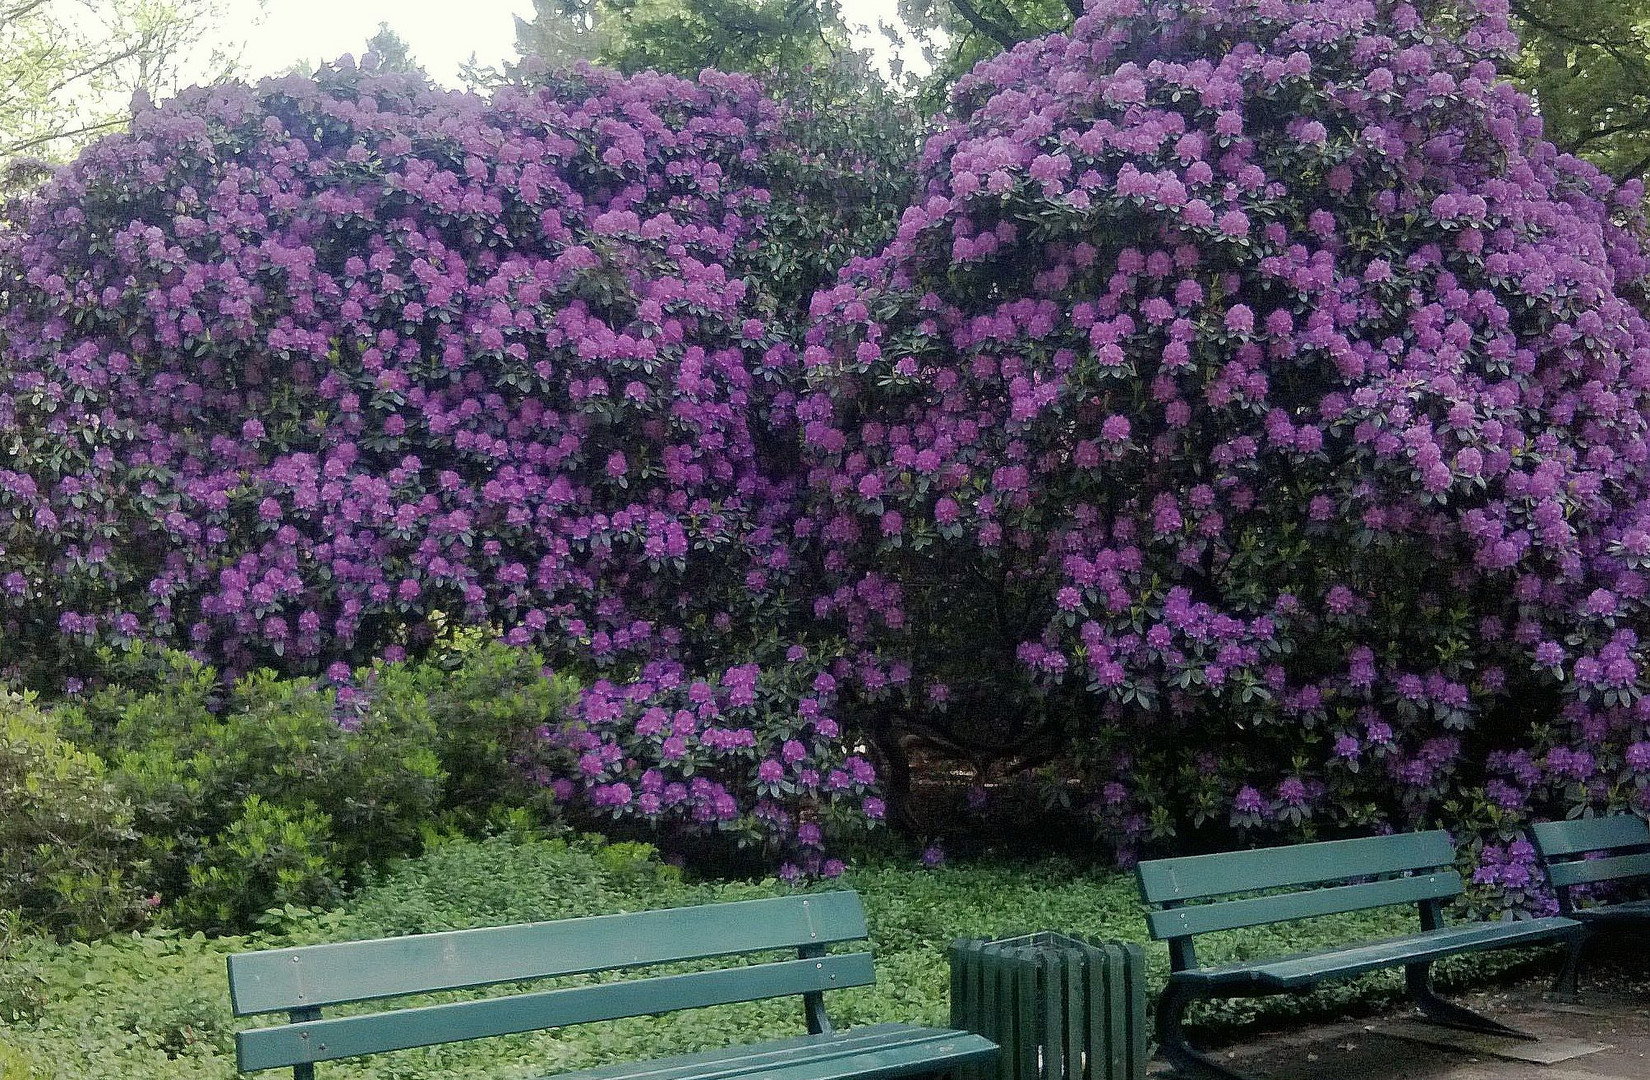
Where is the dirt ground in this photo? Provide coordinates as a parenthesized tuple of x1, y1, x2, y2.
(1153, 957, 1650, 1080)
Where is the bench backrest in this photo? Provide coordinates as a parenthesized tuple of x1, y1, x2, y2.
(1529, 815, 1650, 909)
(228, 891, 872, 1077)
(1136, 831, 1462, 970)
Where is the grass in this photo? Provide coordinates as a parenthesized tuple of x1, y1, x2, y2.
(0, 836, 1559, 1080)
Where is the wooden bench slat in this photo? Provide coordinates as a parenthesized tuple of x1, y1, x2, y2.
(558, 1024, 941, 1080)
(1530, 815, 1650, 857)
(228, 892, 866, 1016)
(1145, 872, 1462, 940)
(1242, 916, 1576, 989)
(1136, 831, 1454, 904)
(1545, 851, 1650, 889)
(543, 1025, 996, 1080)
(237, 952, 877, 1070)
(1570, 898, 1650, 922)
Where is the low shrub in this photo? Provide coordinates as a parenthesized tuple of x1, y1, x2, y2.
(357, 631, 581, 830)
(173, 796, 342, 932)
(56, 650, 443, 931)
(43, 643, 578, 934)
(0, 912, 46, 1025)
(0, 693, 145, 939)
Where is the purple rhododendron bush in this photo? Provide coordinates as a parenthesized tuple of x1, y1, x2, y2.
(0, 61, 897, 869)
(7, 1, 1650, 894)
(803, 0, 1650, 900)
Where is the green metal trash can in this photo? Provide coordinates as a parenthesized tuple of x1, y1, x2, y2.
(949, 932, 1148, 1080)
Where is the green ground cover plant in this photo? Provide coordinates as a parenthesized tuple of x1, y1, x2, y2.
(0, 836, 1550, 1080)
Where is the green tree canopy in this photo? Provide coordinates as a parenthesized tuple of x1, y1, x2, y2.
(1510, 0, 1650, 182)
(512, 0, 852, 76)
(0, 0, 243, 165)
(363, 21, 422, 75)
(514, 0, 607, 66)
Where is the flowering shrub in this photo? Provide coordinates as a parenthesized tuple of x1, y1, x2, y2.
(0, 61, 812, 682)
(801, 0, 1650, 879)
(0, 60, 917, 861)
(553, 641, 877, 877)
(9, 1, 1650, 887)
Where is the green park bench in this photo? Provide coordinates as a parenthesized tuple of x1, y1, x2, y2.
(1136, 830, 1580, 1080)
(1529, 813, 1650, 998)
(226, 890, 998, 1080)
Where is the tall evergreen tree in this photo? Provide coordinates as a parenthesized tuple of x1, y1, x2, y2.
(363, 21, 422, 75)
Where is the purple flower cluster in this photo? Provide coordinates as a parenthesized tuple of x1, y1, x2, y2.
(801, 0, 1650, 879)
(552, 649, 875, 862)
(1, 63, 808, 678)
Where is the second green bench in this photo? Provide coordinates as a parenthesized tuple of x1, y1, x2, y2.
(227, 890, 998, 1080)
(1529, 813, 1650, 998)
(1136, 830, 1579, 1080)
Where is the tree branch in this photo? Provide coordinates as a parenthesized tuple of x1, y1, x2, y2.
(945, 0, 1021, 48)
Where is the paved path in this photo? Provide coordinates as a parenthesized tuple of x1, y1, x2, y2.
(1152, 984, 1650, 1079)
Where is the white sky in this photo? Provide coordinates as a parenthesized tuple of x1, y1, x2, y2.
(238, 0, 532, 82)
(232, 0, 911, 86)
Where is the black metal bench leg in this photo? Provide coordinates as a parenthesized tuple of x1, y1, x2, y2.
(1156, 982, 1253, 1080)
(1405, 962, 1536, 1041)
(1551, 929, 1588, 1002)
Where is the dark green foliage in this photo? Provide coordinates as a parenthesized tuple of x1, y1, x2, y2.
(531, 0, 849, 78)
(42, 642, 578, 934)
(175, 797, 342, 932)
(0, 911, 47, 1025)
(56, 651, 443, 931)
(761, 62, 924, 315)
(365, 632, 582, 831)
(0, 693, 145, 939)
(1509, 0, 1650, 181)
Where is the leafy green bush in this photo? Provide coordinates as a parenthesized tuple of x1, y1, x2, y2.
(361, 633, 581, 829)
(46, 643, 579, 934)
(0, 912, 46, 1025)
(56, 649, 444, 931)
(0, 693, 145, 939)
(173, 797, 341, 932)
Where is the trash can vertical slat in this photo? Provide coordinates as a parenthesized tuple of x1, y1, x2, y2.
(1063, 945, 1084, 1080)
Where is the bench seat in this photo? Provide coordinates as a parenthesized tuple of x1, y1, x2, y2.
(1179, 916, 1576, 989)
(547, 1024, 997, 1080)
